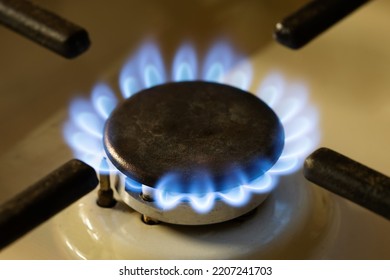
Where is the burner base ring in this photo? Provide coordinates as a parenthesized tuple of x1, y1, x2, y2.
(115, 175, 270, 225)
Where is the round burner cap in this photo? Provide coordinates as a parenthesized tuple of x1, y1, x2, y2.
(104, 81, 284, 192)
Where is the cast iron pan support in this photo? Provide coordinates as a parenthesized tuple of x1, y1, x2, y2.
(0, 0, 90, 58)
(304, 147, 390, 220)
(0, 159, 98, 250)
(274, 0, 370, 49)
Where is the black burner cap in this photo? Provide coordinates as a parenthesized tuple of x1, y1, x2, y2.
(104, 81, 284, 192)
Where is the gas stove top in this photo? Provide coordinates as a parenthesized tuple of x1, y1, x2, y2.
(0, 0, 389, 259)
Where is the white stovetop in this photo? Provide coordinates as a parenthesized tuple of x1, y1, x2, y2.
(0, 0, 389, 259)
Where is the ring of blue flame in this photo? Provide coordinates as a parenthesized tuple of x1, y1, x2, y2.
(64, 41, 320, 214)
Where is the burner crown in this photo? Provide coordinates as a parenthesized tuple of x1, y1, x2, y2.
(104, 81, 284, 192)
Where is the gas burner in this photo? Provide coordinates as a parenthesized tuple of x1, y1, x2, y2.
(103, 81, 284, 224)
(63, 41, 319, 226)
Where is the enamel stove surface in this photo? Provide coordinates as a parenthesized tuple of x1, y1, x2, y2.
(55, 174, 336, 259)
(1, 0, 390, 259)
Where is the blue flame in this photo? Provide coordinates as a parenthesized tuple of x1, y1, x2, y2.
(119, 42, 166, 99)
(153, 166, 275, 213)
(125, 177, 143, 192)
(63, 82, 119, 173)
(201, 41, 252, 90)
(64, 42, 320, 214)
(173, 43, 198, 81)
(91, 83, 118, 119)
(202, 42, 234, 82)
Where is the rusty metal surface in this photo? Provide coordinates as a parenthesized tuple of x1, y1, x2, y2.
(0, 159, 98, 250)
(104, 81, 284, 192)
(0, 0, 90, 58)
(304, 147, 390, 220)
(274, 0, 369, 49)
(96, 159, 116, 208)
